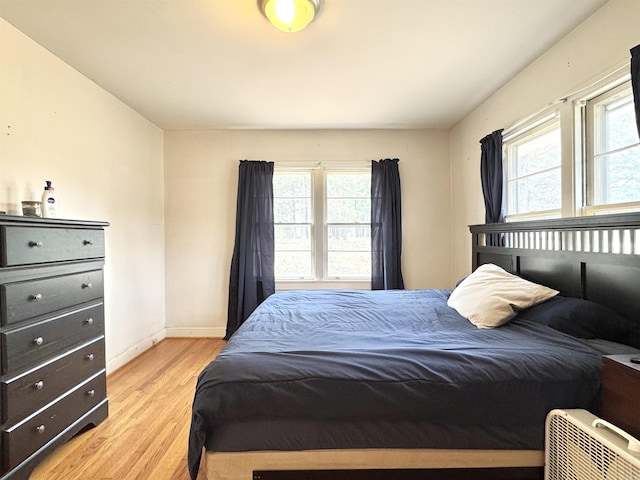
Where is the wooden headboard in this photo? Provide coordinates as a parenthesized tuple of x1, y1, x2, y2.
(469, 212, 640, 324)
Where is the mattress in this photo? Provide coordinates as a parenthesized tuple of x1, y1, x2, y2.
(188, 289, 605, 478)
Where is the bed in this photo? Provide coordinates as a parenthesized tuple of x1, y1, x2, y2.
(189, 213, 640, 480)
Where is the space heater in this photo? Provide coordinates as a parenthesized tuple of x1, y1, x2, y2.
(545, 409, 640, 480)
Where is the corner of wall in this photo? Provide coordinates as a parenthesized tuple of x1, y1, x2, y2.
(106, 328, 167, 374)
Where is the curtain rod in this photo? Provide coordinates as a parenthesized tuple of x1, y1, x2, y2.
(274, 160, 372, 169)
(502, 100, 565, 139)
(502, 60, 630, 139)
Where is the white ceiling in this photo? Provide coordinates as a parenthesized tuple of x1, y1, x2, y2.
(0, 0, 608, 131)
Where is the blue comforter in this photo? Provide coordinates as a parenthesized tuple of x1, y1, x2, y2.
(188, 289, 603, 479)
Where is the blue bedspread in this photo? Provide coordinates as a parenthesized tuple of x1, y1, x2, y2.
(188, 289, 604, 479)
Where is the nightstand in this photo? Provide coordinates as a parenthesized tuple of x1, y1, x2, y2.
(601, 354, 640, 440)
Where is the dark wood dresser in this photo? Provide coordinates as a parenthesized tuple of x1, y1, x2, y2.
(601, 354, 640, 440)
(0, 216, 109, 479)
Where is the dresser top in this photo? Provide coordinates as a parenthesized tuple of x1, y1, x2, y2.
(0, 215, 109, 228)
(604, 354, 640, 373)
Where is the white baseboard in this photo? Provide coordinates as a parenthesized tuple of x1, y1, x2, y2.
(106, 328, 167, 374)
(165, 327, 225, 338)
(106, 327, 224, 374)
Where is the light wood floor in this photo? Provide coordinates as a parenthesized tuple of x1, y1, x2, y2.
(30, 338, 225, 480)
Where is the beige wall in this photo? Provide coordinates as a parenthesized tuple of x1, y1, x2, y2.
(0, 18, 166, 371)
(4, 0, 635, 350)
(164, 129, 450, 336)
(449, 0, 640, 283)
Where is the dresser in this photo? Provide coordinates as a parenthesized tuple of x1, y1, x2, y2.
(601, 354, 640, 440)
(0, 216, 109, 479)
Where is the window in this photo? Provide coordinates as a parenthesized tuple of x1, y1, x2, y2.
(273, 166, 371, 283)
(325, 172, 371, 279)
(273, 171, 313, 279)
(585, 81, 640, 213)
(504, 115, 562, 220)
(502, 65, 640, 221)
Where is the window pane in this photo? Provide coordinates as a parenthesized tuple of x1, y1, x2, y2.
(595, 145, 640, 205)
(274, 198, 311, 223)
(274, 171, 313, 280)
(603, 97, 639, 152)
(326, 173, 370, 197)
(513, 128, 561, 178)
(328, 252, 371, 278)
(326, 198, 370, 223)
(590, 85, 640, 209)
(510, 169, 561, 214)
(273, 173, 311, 196)
(327, 226, 371, 251)
(506, 121, 561, 217)
(275, 225, 311, 250)
(275, 251, 312, 279)
(325, 171, 371, 280)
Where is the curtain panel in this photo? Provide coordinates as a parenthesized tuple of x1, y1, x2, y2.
(632, 44, 640, 140)
(225, 160, 275, 339)
(480, 129, 504, 225)
(480, 130, 504, 247)
(371, 158, 404, 290)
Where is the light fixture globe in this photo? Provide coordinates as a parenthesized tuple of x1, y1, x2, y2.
(261, 0, 320, 33)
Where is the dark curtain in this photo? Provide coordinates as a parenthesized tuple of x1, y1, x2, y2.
(480, 130, 504, 247)
(371, 158, 404, 290)
(225, 160, 275, 340)
(632, 44, 640, 140)
(480, 129, 504, 224)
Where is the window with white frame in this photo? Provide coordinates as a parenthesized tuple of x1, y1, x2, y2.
(585, 81, 640, 213)
(504, 115, 562, 220)
(273, 170, 314, 279)
(273, 166, 371, 282)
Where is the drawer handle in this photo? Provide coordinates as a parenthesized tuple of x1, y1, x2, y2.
(86, 353, 95, 361)
(87, 389, 96, 397)
(83, 239, 94, 246)
(33, 336, 44, 346)
(36, 425, 46, 434)
(82, 282, 93, 289)
(34, 380, 44, 390)
(30, 293, 43, 302)
(84, 317, 94, 326)
(29, 240, 43, 248)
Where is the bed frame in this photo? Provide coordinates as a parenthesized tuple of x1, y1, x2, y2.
(203, 212, 640, 480)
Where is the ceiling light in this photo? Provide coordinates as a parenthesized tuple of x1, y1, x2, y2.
(261, 0, 320, 33)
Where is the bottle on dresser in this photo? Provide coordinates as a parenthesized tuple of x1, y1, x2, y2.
(41, 180, 57, 218)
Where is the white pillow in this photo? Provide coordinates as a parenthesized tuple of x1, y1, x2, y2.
(447, 263, 558, 329)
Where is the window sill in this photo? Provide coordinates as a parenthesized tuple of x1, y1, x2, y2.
(276, 280, 371, 292)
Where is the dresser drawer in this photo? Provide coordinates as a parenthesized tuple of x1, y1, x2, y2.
(2, 371, 106, 470)
(1, 338, 105, 424)
(1, 303, 104, 374)
(1, 269, 103, 326)
(0, 226, 104, 267)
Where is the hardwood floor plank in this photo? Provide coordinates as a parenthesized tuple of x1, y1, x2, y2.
(29, 338, 224, 480)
